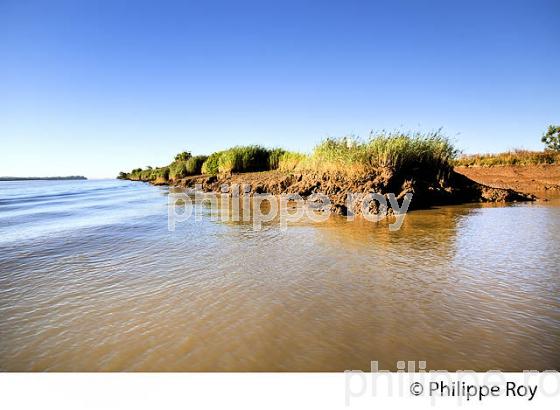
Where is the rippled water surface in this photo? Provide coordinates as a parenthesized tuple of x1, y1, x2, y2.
(1, 180, 559, 371)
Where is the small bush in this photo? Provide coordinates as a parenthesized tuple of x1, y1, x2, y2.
(171, 160, 189, 179)
(201, 151, 222, 175)
(217, 145, 271, 173)
(200, 146, 288, 175)
(542, 125, 560, 152)
(124, 166, 169, 181)
(185, 155, 208, 175)
(168, 155, 209, 179)
(175, 151, 192, 161)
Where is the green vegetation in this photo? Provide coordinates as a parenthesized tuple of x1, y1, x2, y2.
(277, 151, 308, 172)
(454, 150, 560, 167)
(279, 131, 457, 177)
(174, 151, 192, 161)
(542, 125, 560, 152)
(169, 155, 208, 179)
(123, 166, 170, 182)
(200, 151, 222, 175)
(118, 131, 459, 181)
(322, 131, 453, 174)
(200, 146, 287, 175)
(217, 145, 275, 174)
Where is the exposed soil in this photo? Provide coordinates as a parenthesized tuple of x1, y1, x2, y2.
(454, 164, 560, 199)
(172, 166, 534, 215)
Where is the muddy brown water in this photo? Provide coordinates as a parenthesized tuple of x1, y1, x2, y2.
(1, 180, 559, 371)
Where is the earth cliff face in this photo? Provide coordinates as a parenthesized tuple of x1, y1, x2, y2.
(454, 164, 560, 199)
(171, 167, 533, 215)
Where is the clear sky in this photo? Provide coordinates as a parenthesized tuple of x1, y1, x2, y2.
(1, 0, 558, 178)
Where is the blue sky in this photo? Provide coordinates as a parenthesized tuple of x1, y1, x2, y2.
(1, 0, 558, 178)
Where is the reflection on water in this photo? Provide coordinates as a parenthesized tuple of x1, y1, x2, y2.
(0, 180, 559, 371)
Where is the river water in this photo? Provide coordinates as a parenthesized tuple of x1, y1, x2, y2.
(0, 179, 559, 371)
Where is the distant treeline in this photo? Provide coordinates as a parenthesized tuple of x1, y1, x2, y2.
(118, 131, 459, 183)
(0, 176, 87, 181)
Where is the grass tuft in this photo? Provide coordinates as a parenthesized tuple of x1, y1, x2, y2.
(200, 146, 286, 175)
(168, 155, 208, 179)
(282, 131, 457, 178)
(217, 145, 272, 173)
(278, 151, 309, 172)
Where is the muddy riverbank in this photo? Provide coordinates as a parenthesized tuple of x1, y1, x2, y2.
(454, 164, 560, 199)
(167, 167, 533, 215)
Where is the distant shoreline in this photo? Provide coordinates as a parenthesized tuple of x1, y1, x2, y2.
(0, 176, 87, 181)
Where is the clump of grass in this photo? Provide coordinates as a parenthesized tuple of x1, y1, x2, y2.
(267, 148, 287, 170)
(218, 145, 271, 173)
(201, 146, 286, 175)
(287, 131, 457, 178)
(169, 155, 208, 179)
(201, 151, 222, 175)
(278, 151, 309, 172)
(169, 161, 186, 179)
(454, 150, 560, 167)
(367, 131, 457, 171)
